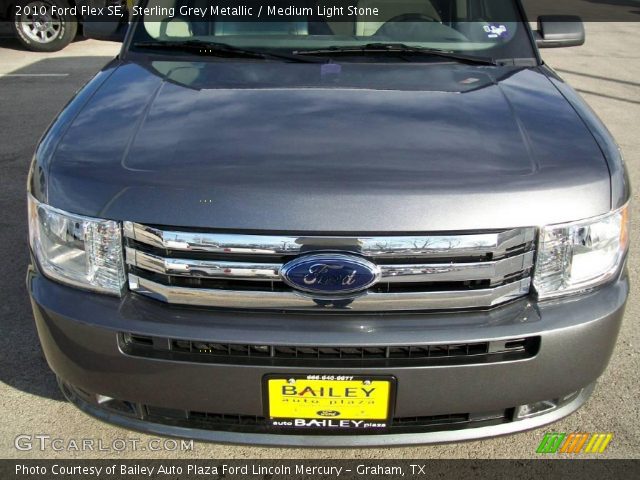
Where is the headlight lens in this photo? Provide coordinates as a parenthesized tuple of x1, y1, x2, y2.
(28, 194, 126, 295)
(534, 204, 629, 299)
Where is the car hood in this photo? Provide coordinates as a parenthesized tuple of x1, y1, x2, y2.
(44, 59, 611, 232)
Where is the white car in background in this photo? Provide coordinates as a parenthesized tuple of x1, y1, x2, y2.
(2, 0, 78, 51)
(1, 0, 124, 52)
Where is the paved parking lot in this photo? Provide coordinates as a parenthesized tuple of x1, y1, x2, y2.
(0, 23, 638, 459)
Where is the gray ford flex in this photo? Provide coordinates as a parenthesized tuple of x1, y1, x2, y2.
(27, 0, 630, 446)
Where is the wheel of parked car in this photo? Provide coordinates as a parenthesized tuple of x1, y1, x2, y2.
(11, 0, 77, 52)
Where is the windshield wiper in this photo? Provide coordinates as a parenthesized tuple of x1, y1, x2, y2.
(293, 43, 498, 66)
(133, 40, 320, 63)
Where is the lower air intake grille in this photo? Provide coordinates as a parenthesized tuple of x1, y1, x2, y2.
(120, 333, 540, 367)
(99, 401, 511, 436)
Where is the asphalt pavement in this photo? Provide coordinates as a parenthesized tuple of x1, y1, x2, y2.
(0, 23, 638, 459)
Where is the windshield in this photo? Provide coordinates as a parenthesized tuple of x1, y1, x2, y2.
(129, 0, 536, 62)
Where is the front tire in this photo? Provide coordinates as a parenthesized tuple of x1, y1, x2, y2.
(12, 0, 77, 52)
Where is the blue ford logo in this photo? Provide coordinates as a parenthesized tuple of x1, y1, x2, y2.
(280, 254, 380, 296)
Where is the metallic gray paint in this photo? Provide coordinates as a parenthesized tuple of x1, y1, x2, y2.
(542, 64, 631, 209)
(30, 60, 617, 232)
(28, 265, 627, 444)
(61, 381, 595, 447)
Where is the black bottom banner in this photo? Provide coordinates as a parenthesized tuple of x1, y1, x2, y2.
(1, 459, 639, 480)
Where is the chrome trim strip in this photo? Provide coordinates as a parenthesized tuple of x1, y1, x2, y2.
(126, 248, 534, 284)
(123, 222, 535, 259)
(360, 228, 535, 258)
(128, 274, 531, 311)
(124, 222, 302, 255)
(382, 252, 534, 284)
(125, 247, 281, 281)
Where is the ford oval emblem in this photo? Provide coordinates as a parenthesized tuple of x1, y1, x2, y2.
(280, 253, 380, 296)
(317, 410, 341, 417)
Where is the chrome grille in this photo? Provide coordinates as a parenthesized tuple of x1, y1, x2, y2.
(123, 222, 536, 312)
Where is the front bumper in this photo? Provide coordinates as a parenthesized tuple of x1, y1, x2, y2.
(28, 266, 628, 446)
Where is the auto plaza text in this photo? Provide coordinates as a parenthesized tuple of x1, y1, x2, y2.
(15, 463, 405, 476)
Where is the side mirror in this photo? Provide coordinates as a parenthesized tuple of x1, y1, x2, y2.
(83, 15, 128, 42)
(534, 15, 585, 48)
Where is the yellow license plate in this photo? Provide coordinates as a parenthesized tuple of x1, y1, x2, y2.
(266, 376, 394, 428)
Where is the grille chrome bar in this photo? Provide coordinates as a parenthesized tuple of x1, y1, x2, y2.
(124, 222, 302, 255)
(128, 274, 531, 311)
(125, 247, 281, 281)
(123, 222, 535, 259)
(125, 247, 534, 284)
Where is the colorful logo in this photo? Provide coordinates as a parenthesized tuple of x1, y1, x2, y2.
(536, 433, 613, 454)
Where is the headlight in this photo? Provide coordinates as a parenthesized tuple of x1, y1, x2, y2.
(534, 204, 629, 299)
(28, 194, 126, 295)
